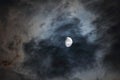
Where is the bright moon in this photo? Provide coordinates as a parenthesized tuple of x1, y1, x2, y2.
(65, 37, 73, 47)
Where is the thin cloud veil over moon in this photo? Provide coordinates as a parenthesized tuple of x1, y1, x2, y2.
(0, 0, 120, 80)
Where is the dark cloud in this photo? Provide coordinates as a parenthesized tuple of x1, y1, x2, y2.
(23, 31, 98, 78)
(0, 68, 26, 80)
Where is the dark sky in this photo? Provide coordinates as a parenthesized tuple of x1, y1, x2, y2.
(0, 0, 120, 80)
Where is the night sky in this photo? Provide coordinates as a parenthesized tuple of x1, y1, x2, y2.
(0, 0, 120, 80)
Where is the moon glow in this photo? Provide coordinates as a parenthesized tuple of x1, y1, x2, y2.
(65, 37, 73, 47)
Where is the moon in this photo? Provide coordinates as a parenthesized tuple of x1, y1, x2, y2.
(65, 37, 73, 47)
